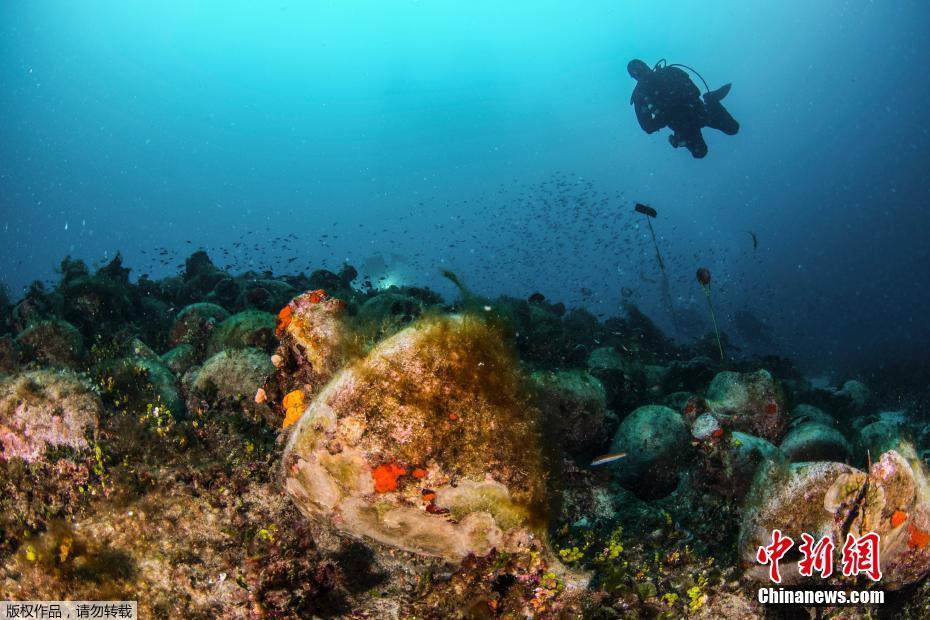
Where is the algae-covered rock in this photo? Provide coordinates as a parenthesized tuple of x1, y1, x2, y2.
(608, 405, 692, 500)
(719, 432, 782, 498)
(858, 420, 907, 459)
(692, 417, 781, 500)
(0, 336, 20, 375)
(235, 278, 296, 313)
(704, 369, 787, 442)
(97, 354, 184, 419)
(160, 343, 198, 377)
(357, 293, 425, 331)
(810, 379, 871, 422)
(739, 459, 854, 585)
(15, 319, 86, 369)
(283, 314, 548, 561)
(0, 370, 102, 539)
(586, 346, 635, 413)
(275, 290, 355, 391)
(865, 444, 930, 590)
(181, 250, 228, 295)
(780, 422, 851, 463)
(187, 348, 275, 422)
(789, 403, 837, 428)
(740, 444, 930, 590)
(168, 302, 230, 349)
(59, 258, 135, 338)
(586, 346, 624, 373)
(0, 370, 101, 462)
(531, 369, 608, 455)
(838, 379, 870, 410)
(206, 310, 277, 356)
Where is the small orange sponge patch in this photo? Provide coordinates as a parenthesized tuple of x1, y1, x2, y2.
(372, 463, 408, 493)
(891, 510, 908, 528)
(908, 524, 930, 549)
(306, 289, 328, 304)
(275, 305, 293, 335)
(281, 390, 306, 429)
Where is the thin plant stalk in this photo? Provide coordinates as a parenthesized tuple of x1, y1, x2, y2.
(644, 216, 680, 337)
(702, 285, 724, 361)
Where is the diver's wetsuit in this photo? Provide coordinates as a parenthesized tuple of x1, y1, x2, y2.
(630, 65, 739, 158)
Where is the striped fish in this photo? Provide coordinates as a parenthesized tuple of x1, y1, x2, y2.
(590, 452, 627, 466)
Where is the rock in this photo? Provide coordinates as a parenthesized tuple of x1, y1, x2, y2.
(0, 370, 101, 462)
(740, 443, 930, 590)
(235, 279, 296, 313)
(739, 459, 856, 585)
(501, 298, 571, 365)
(692, 411, 781, 500)
(15, 320, 86, 369)
(98, 355, 184, 419)
(357, 293, 425, 332)
(307, 269, 344, 292)
(136, 296, 173, 349)
(810, 379, 871, 422)
(59, 259, 134, 337)
(859, 421, 907, 458)
(531, 369, 608, 455)
(691, 412, 722, 441)
(187, 348, 275, 423)
(586, 346, 624, 373)
(867, 444, 930, 589)
(206, 310, 277, 356)
(586, 347, 631, 412)
(704, 369, 787, 442)
(207, 277, 240, 307)
(0, 336, 20, 375)
(664, 356, 716, 394)
(609, 405, 693, 500)
(275, 290, 354, 391)
(878, 410, 909, 427)
(642, 364, 671, 396)
(789, 404, 837, 427)
(780, 422, 851, 463)
(838, 379, 870, 410)
(0, 370, 102, 537)
(126, 338, 162, 364)
(182, 250, 227, 294)
(282, 315, 549, 562)
(9, 283, 56, 334)
(662, 391, 693, 413)
(717, 432, 782, 499)
(919, 424, 930, 452)
(168, 303, 230, 349)
(161, 344, 198, 377)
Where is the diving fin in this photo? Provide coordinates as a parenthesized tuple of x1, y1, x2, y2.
(704, 83, 732, 103)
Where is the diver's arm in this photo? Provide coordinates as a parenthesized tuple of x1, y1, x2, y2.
(632, 90, 663, 133)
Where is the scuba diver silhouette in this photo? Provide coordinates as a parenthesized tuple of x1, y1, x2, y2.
(628, 59, 739, 158)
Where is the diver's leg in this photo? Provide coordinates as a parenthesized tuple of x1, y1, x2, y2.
(688, 131, 708, 158)
(676, 125, 707, 158)
(705, 100, 740, 135)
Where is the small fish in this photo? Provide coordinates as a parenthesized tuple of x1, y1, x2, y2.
(746, 230, 758, 251)
(591, 452, 627, 466)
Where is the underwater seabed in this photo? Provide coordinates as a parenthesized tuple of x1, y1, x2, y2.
(1, 251, 929, 619)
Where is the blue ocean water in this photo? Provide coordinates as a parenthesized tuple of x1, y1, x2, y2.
(2, 0, 929, 376)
